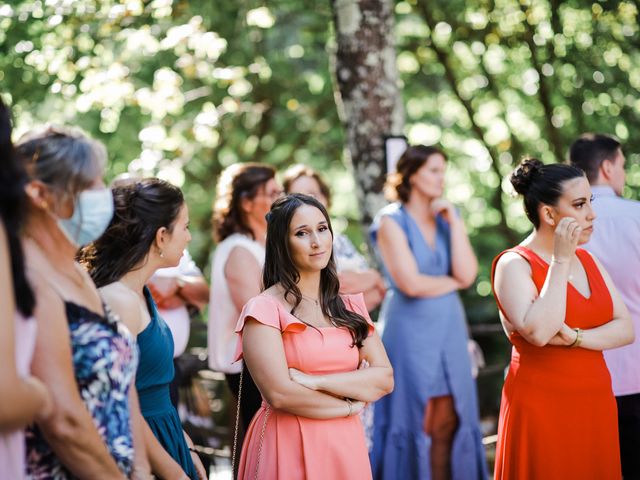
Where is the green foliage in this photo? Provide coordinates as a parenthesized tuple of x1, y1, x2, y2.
(2, 0, 639, 333)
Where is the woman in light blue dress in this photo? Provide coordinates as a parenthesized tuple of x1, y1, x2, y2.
(369, 145, 487, 480)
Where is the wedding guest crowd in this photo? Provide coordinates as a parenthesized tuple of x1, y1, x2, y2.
(3, 89, 638, 480)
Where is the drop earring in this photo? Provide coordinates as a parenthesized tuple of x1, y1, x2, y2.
(159, 249, 164, 258)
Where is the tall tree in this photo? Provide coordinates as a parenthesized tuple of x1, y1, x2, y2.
(330, 0, 405, 225)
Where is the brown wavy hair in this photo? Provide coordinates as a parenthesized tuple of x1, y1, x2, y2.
(212, 163, 276, 242)
(262, 194, 369, 348)
(384, 145, 447, 202)
(79, 178, 184, 287)
(282, 164, 332, 208)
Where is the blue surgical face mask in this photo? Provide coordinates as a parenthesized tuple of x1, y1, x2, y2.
(58, 188, 114, 246)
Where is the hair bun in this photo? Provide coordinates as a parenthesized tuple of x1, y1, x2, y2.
(510, 158, 543, 195)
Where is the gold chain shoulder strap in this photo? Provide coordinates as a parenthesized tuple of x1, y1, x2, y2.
(231, 366, 271, 480)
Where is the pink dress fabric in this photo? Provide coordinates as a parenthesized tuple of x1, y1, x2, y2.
(0, 314, 37, 480)
(234, 292, 375, 480)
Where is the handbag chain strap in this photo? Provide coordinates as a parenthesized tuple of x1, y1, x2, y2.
(231, 366, 243, 479)
(231, 365, 271, 480)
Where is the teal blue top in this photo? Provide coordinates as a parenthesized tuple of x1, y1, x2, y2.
(137, 287, 197, 479)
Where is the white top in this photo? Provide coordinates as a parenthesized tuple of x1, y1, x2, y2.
(582, 185, 640, 396)
(152, 251, 203, 358)
(0, 313, 37, 480)
(207, 233, 265, 374)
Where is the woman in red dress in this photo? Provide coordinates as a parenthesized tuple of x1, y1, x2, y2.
(491, 158, 633, 479)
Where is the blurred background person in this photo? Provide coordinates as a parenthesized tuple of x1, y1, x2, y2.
(234, 193, 393, 479)
(0, 98, 52, 480)
(283, 164, 386, 312)
(569, 134, 640, 478)
(81, 178, 206, 480)
(369, 145, 486, 480)
(492, 159, 632, 479)
(17, 125, 146, 478)
(208, 163, 281, 433)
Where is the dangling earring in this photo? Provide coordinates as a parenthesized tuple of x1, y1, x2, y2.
(159, 249, 164, 258)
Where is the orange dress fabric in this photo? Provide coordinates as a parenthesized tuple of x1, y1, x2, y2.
(234, 293, 375, 480)
(491, 246, 621, 480)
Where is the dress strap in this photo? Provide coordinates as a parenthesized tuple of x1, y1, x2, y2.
(575, 249, 608, 294)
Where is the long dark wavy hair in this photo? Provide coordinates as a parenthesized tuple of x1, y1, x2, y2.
(79, 178, 184, 288)
(263, 193, 369, 348)
(0, 98, 35, 316)
(212, 163, 276, 242)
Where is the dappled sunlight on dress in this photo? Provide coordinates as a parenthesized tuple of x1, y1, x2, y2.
(234, 293, 375, 480)
(491, 246, 621, 480)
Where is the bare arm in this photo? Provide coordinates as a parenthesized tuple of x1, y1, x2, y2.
(0, 227, 51, 432)
(128, 387, 152, 479)
(494, 253, 570, 346)
(549, 254, 633, 351)
(289, 329, 393, 402)
(494, 218, 586, 347)
(441, 206, 478, 289)
(338, 269, 386, 311)
(242, 319, 364, 419)
(377, 216, 459, 298)
(225, 246, 262, 310)
(101, 286, 188, 480)
(30, 282, 124, 479)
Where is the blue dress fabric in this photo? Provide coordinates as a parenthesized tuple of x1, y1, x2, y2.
(137, 287, 197, 480)
(369, 203, 487, 480)
(26, 302, 138, 479)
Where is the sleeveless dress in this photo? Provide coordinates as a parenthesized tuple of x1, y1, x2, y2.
(234, 293, 375, 480)
(137, 287, 197, 479)
(369, 203, 486, 480)
(491, 246, 621, 479)
(0, 313, 37, 480)
(26, 302, 138, 479)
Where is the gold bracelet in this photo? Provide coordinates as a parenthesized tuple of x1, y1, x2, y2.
(345, 398, 353, 417)
(569, 328, 583, 348)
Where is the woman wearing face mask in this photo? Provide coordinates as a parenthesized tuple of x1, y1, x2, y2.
(16, 126, 148, 479)
(80, 178, 206, 480)
(491, 159, 633, 479)
(234, 194, 393, 479)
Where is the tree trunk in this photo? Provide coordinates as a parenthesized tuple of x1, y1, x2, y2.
(330, 0, 404, 225)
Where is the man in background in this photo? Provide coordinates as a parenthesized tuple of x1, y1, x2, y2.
(570, 133, 640, 478)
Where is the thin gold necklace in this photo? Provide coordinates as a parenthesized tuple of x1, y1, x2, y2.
(300, 293, 320, 306)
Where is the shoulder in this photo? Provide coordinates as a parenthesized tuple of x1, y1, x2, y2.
(236, 291, 305, 334)
(494, 249, 531, 278)
(99, 283, 143, 333)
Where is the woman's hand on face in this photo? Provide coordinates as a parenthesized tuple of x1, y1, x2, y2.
(430, 199, 457, 223)
(547, 323, 577, 347)
(289, 368, 318, 390)
(553, 217, 582, 263)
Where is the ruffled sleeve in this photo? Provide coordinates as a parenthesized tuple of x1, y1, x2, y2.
(341, 292, 375, 337)
(233, 294, 306, 362)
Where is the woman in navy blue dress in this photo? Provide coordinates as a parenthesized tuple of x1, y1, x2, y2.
(81, 178, 206, 480)
(370, 146, 487, 480)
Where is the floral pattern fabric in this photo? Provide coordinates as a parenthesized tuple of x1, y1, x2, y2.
(26, 302, 138, 479)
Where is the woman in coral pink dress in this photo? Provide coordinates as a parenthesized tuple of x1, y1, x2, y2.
(234, 193, 394, 479)
(492, 159, 633, 479)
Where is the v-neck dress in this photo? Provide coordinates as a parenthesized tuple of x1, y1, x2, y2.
(234, 292, 375, 480)
(369, 203, 486, 480)
(491, 246, 621, 479)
